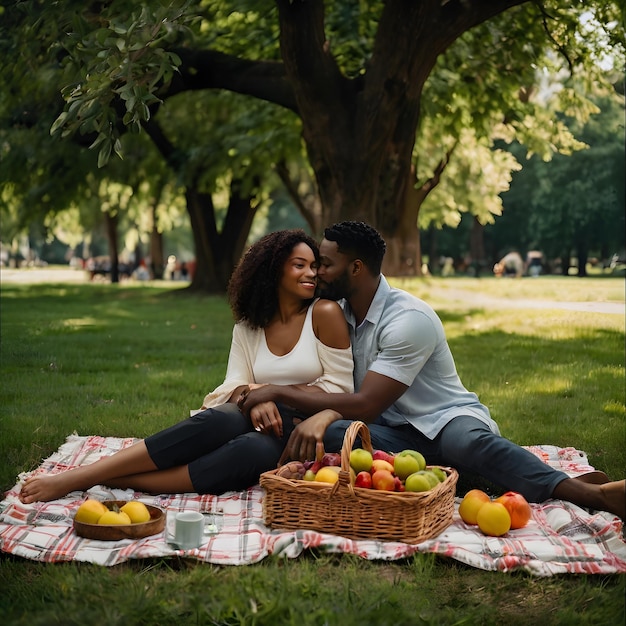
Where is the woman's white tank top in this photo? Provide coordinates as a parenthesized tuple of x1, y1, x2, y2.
(252, 303, 323, 385)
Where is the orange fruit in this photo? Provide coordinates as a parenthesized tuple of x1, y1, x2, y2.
(476, 501, 511, 537)
(120, 501, 151, 523)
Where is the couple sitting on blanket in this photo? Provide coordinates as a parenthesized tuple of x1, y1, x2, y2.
(20, 222, 625, 522)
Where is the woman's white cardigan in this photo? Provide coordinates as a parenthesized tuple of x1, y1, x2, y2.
(200, 321, 354, 410)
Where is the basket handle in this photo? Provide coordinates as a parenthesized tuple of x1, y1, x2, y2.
(339, 420, 373, 472)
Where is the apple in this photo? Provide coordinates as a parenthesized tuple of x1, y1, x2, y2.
(415, 470, 439, 488)
(303, 469, 316, 481)
(393, 476, 405, 492)
(393, 454, 421, 480)
(349, 448, 373, 473)
(431, 467, 447, 483)
(458, 489, 490, 525)
(494, 491, 532, 529)
(372, 450, 395, 465)
(371, 469, 395, 491)
(404, 472, 432, 492)
(371, 459, 395, 474)
(321, 452, 341, 467)
(396, 449, 426, 472)
(310, 460, 322, 474)
(354, 471, 373, 489)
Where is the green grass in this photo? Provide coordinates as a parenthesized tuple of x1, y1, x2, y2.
(1, 277, 625, 625)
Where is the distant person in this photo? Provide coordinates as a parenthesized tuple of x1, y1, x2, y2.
(493, 251, 524, 278)
(19, 230, 353, 502)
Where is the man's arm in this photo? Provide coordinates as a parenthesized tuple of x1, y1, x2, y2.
(239, 370, 408, 423)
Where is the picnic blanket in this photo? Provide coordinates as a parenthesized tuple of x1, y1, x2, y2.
(1, 434, 625, 577)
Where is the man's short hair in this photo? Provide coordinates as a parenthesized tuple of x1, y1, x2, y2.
(324, 221, 387, 275)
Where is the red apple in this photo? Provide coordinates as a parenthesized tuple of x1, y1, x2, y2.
(371, 469, 395, 491)
(494, 491, 532, 529)
(393, 476, 405, 492)
(354, 471, 373, 489)
(372, 450, 395, 465)
(321, 452, 341, 467)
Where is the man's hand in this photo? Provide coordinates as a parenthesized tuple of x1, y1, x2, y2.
(238, 385, 279, 415)
(279, 409, 343, 464)
(249, 401, 283, 437)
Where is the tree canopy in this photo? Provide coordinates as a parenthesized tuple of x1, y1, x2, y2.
(2, 1, 624, 288)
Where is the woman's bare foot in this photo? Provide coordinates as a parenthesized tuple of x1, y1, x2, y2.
(20, 473, 78, 504)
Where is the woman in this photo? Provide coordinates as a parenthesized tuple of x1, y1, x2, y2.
(19, 230, 353, 503)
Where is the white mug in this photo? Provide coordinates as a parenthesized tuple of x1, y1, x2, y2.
(174, 511, 205, 550)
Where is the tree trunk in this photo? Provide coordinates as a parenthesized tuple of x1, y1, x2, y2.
(576, 242, 588, 277)
(104, 211, 120, 283)
(186, 178, 258, 293)
(469, 217, 486, 277)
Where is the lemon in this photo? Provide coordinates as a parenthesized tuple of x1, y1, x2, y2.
(74, 499, 108, 524)
(98, 510, 132, 525)
(314, 466, 341, 484)
(120, 501, 151, 523)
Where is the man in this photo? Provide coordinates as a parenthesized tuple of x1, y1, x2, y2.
(240, 221, 625, 520)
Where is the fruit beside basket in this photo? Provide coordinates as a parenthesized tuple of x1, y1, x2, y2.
(260, 421, 458, 544)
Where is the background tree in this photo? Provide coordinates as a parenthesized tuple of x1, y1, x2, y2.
(2, 1, 624, 288)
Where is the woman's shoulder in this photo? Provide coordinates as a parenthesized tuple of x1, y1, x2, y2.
(311, 297, 344, 319)
(311, 298, 350, 348)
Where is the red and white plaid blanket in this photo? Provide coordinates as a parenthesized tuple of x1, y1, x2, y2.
(1, 434, 624, 576)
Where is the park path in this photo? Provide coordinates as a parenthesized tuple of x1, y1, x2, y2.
(2, 267, 624, 315)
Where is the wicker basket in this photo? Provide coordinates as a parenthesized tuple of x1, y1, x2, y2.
(260, 420, 458, 544)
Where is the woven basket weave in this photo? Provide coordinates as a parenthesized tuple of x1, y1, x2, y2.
(260, 420, 458, 544)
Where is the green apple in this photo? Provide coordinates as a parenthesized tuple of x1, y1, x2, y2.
(393, 453, 421, 480)
(349, 448, 373, 473)
(431, 467, 447, 483)
(397, 449, 426, 471)
(416, 470, 439, 488)
(404, 472, 432, 492)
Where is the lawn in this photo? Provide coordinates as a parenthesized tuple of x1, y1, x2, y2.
(1, 275, 624, 625)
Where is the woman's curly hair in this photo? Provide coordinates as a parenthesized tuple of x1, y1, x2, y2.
(227, 229, 320, 329)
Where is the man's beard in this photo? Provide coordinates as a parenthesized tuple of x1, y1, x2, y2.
(317, 270, 351, 301)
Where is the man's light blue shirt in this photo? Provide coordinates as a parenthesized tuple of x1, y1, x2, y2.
(341, 276, 499, 439)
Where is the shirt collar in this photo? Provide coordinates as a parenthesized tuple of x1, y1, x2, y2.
(343, 275, 389, 330)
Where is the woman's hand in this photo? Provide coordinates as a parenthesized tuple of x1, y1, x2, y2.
(249, 401, 283, 437)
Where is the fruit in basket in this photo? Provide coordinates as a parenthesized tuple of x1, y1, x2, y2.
(303, 469, 316, 481)
(372, 450, 395, 465)
(321, 452, 341, 467)
(74, 499, 108, 524)
(393, 476, 405, 492)
(404, 472, 432, 492)
(98, 510, 132, 525)
(371, 459, 395, 474)
(120, 501, 151, 523)
(458, 489, 490, 525)
(416, 470, 439, 488)
(354, 470, 373, 489)
(371, 469, 395, 491)
(393, 453, 422, 480)
(276, 461, 306, 479)
(431, 467, 447, 483)
(315, 466, 341, 484)
(397, 449, 426, 471)
(476, 501, 511, 536)
(494, 491, 532, 529)
(349, 448, 373, 473)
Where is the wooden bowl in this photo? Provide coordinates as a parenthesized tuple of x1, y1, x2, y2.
(73, 500, 165, 541)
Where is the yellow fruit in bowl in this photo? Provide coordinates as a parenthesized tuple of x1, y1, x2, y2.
(74, 499, 108, 524)
(315, 466, 341, 484)
(120, 501, 151, 523)
(98, 510, 132, 525)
